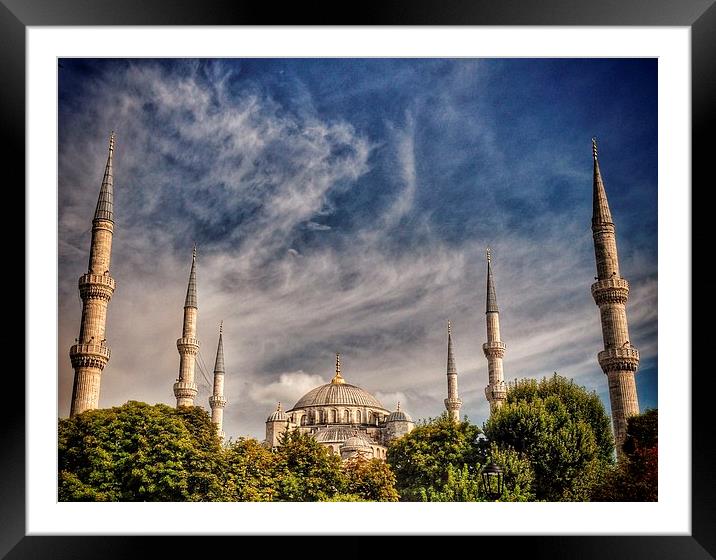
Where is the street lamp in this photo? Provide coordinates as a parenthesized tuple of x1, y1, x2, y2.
(481, 461, 504, 501)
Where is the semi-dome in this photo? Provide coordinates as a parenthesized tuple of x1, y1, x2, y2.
(341, 432, 374, 450)
(313, 426, 363, 444)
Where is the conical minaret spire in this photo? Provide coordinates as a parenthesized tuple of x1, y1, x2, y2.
(185, 244, 198, 308)
(589, 138, 640, 457)
(173, 247, 200, 407)
(209, 322, 227, 442)
(93, 131, 115, 222)
(483, 249, 507, 414)
(69, 132, 118, 416)
(444, 321, 462, 422)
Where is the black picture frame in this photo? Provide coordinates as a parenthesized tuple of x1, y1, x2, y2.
(7, 0, 708, 557)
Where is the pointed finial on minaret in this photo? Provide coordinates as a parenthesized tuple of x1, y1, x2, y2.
(486, 248, 498, 313)
(591, 137, 613, 227)
(446, 320, 457, 376)
(185, 245, 198, 308)
(94, 131, 115, 222)
(331, 352, 345, 384)
(213, 322, 225, 373)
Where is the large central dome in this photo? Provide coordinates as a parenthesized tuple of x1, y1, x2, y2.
(289, 382, 386, 411)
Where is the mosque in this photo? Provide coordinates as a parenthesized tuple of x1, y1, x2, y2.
(66, 133, 641, 460)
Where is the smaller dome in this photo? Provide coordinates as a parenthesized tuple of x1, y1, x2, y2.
(385, 402, 412, 423)
(267, 402, 288, 422)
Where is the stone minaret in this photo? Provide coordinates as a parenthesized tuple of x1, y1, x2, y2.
(590, 138, 640, 455)
(173, 246, 199, 407)
(483, 249, 507, 413)
(444, 321, 462, 422)
(209, 322, 227, 441)
(69, 132, 117, 417)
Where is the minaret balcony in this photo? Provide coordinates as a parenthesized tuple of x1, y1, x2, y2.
(69, 343, 111, 369)
(485, 381, 507, 401)
(78, 273, 115, 300)
(209, 395, 227, 408)
(482, 341, 506, 358)
(591, 278, 629, 305)
(444, 397, 462, 411)
(598, 346, 640, 373)
(176, 337, 200, 351)
(173, 381, 198, 399)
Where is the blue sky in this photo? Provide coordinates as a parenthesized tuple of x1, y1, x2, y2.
(58, 58, 657, 440)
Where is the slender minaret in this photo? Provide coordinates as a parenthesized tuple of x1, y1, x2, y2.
(173, 246, 199, 407)
(69, 132, 117, 417)
(444, 321, 462, 422)
(483, 249, 507, 413)
(209, 322, 227, 441)
(590, 138, 640, 455)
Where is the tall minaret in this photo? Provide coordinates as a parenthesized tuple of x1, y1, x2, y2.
(590, 138, 640, 455)
(483, 249, 507, 413)
(444, 321, 462, 422)
(209, 322, 227, 441)
(69, 132, 117, 417)
(173, 246, 199, 407)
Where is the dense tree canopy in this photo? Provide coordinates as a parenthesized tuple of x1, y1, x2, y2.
(387, 413, 485, 501)
(59, 401, 224, 501)
(59, 404, 400, 502)
(484, 374, 615, 501)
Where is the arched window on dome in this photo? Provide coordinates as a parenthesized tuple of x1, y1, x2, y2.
(356, 409, 362, 424)
(300, 414, 307, 426)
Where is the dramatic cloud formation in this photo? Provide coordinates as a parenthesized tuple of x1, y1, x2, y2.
(58, 59, 657, 439)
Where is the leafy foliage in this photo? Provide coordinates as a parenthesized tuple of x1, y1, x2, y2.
(484, 374, 614, 501)
(591, 409, 658, 501)
(482, 443, 535, 502)
(60, 405, 402, 502)
(272, 429, 346, 501)
(59, 401, 224, 501)
(387, 412, 485, 501)
(224, 438, 279, 501)
(342, 457, 399, 502)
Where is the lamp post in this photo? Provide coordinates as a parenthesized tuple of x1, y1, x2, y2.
(481, 461, 504, 501)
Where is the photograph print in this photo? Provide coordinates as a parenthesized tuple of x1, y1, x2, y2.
(57, 58, 657, 503)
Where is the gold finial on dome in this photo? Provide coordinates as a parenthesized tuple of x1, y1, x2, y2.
(276, 401, 282, 412)
(331, 353, 346, 384)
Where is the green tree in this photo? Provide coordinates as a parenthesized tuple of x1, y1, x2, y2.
(224, 438, 279, 501)
(387, 413, 485, 501)
(506, 374, 615, 463)
(342, 457, 399, 502)
(481, 443, 535, 502)
(59, 401, 226, 501)
(591, 409, 658, 501)
(273, 429, 346, 501)
(421, 464, 483, 502)
(484, 375, 614, 501)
